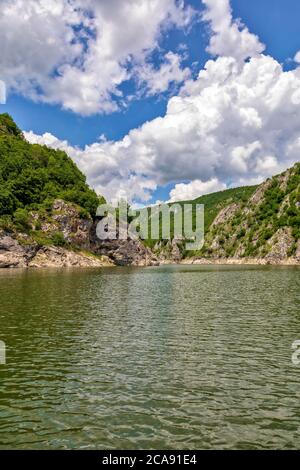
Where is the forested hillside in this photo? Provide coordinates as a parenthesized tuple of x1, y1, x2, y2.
(0, 113, 100, 232)
(150, 164, 300, 263)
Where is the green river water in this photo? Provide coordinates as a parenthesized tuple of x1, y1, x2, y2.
(0, 265, 300, 449)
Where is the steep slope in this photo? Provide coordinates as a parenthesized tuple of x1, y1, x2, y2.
(0, 114, 157, 268)
(197, 163, 300, 264)
(148, 164, 300, 264)
(149, 185, 257, 260)
(0, 113, 100, 222)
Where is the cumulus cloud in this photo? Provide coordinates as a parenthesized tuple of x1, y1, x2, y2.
(0, 0, 194, 114)
(294, 51, 300, 64)
(22, 0, 300, 204)
(202, 0, 265, 62)
(136, 51, 191, 96)
(169, 178, 226, 202)
(25, 54, 300, 203)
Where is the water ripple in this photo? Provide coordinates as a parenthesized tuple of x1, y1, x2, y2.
(0, 265, 300, 449)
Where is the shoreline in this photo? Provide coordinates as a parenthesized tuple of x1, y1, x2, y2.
(179, 257, 300, 266)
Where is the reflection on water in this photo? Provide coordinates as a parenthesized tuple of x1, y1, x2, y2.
(0, 265, 300, 449)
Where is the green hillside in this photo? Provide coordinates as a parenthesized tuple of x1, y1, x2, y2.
(200, 163, 300, 260)
(0, 113, 101, 231)
(175, 185, 257, 232)
(144, 164, 300, 261)
(143, 185, 257, 252)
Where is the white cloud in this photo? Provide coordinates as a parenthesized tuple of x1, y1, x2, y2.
(202, 0, 265, 62)
(0, 81, 6, 104)
(136, 51, 191, 96)
(22, 1, 300, 204)
(169, 178, 226, 202)
(0, 0, 194, 115)
(25, 54, 300, 203)
(294, 51, 300, 64)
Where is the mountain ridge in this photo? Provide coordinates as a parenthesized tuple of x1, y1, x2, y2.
(152, 163, 300, 264)
(0, 113, 299, 267)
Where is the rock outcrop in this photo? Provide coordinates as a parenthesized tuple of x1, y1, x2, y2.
(28, 246, 113, 268)
(0, 199, 159, 269)
(0, 230, 113, 269)
(90, 221, 158, 266)
(196, 163, 300, 265)
(1, 162, 299, 268)
(152, 238, 183, 264)
(0, 232, 31, 268)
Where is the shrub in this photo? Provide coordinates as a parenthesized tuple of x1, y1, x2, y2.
(13, 208, 30, 231)
(51, 232, 66, 247)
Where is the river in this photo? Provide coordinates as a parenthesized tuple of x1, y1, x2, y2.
(0, 265, 300, 449)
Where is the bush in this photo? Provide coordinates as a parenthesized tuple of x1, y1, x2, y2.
(0, 215, 13, 231)
(237, 228, 246, 239)
(51, 232, 66, 247)
(0, 187, 18, 215)
(13, 208, 30, 231)
(261, 228, 273, 241)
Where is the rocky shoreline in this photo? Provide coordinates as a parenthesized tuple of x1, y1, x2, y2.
(0, 233, 114, 269)
(1, 194, 299, 269)
(1, 231, 299, 270)
(180, 257, 300, 266)
(0, 199, 159, 269)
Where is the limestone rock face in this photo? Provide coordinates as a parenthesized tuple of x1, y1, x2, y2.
(211, 203, 239, 227)
(265, 228, 294, 263)
(296, 240, 300, 261)
(90, 223, 158, 266)
(28, 246, 113, 268)
(249, 180, 272, 205)
(0, 232, 36, 268)
(0, 230, 112, 269)
(52, 199, 92, 249)
(151, 239, 183, 264)
(0, 200, 159, 269)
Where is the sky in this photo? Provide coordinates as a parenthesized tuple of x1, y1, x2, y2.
(1, 0, 300, 205)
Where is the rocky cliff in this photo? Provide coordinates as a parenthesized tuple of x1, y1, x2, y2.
(0, 113, 158, 269)
(0, 199, 158, 268)
(168, 163, 300, 265)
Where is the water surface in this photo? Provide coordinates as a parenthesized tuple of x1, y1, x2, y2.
(0, 265, 300, 449)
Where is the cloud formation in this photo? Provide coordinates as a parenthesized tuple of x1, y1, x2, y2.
(22, 0, 300, 204)
(136, 51, 191, 97)
(202, 0, 265, 62)
(295, 51, 300, 64)
(25, 54, 300, 203)
(169, 178, 226, 202)
(0, 0, 193, 114)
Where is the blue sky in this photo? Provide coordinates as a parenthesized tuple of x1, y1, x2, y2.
(1, 0, 300, 204)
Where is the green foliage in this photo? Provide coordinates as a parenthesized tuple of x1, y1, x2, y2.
(0, 113, 23, 138)
(143, 185, 258, 249)
(0, 214, 13, 232)
(0, 114, 100, 222)
(186, 186, 257, 232)
(0, 187, 17, 214)
(287, 242, 297, 257)
(51, 232, 66, 247)
(237, 228, 246, 239)
(260, 228, 273, 241)
(13, 208, 30, 231)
